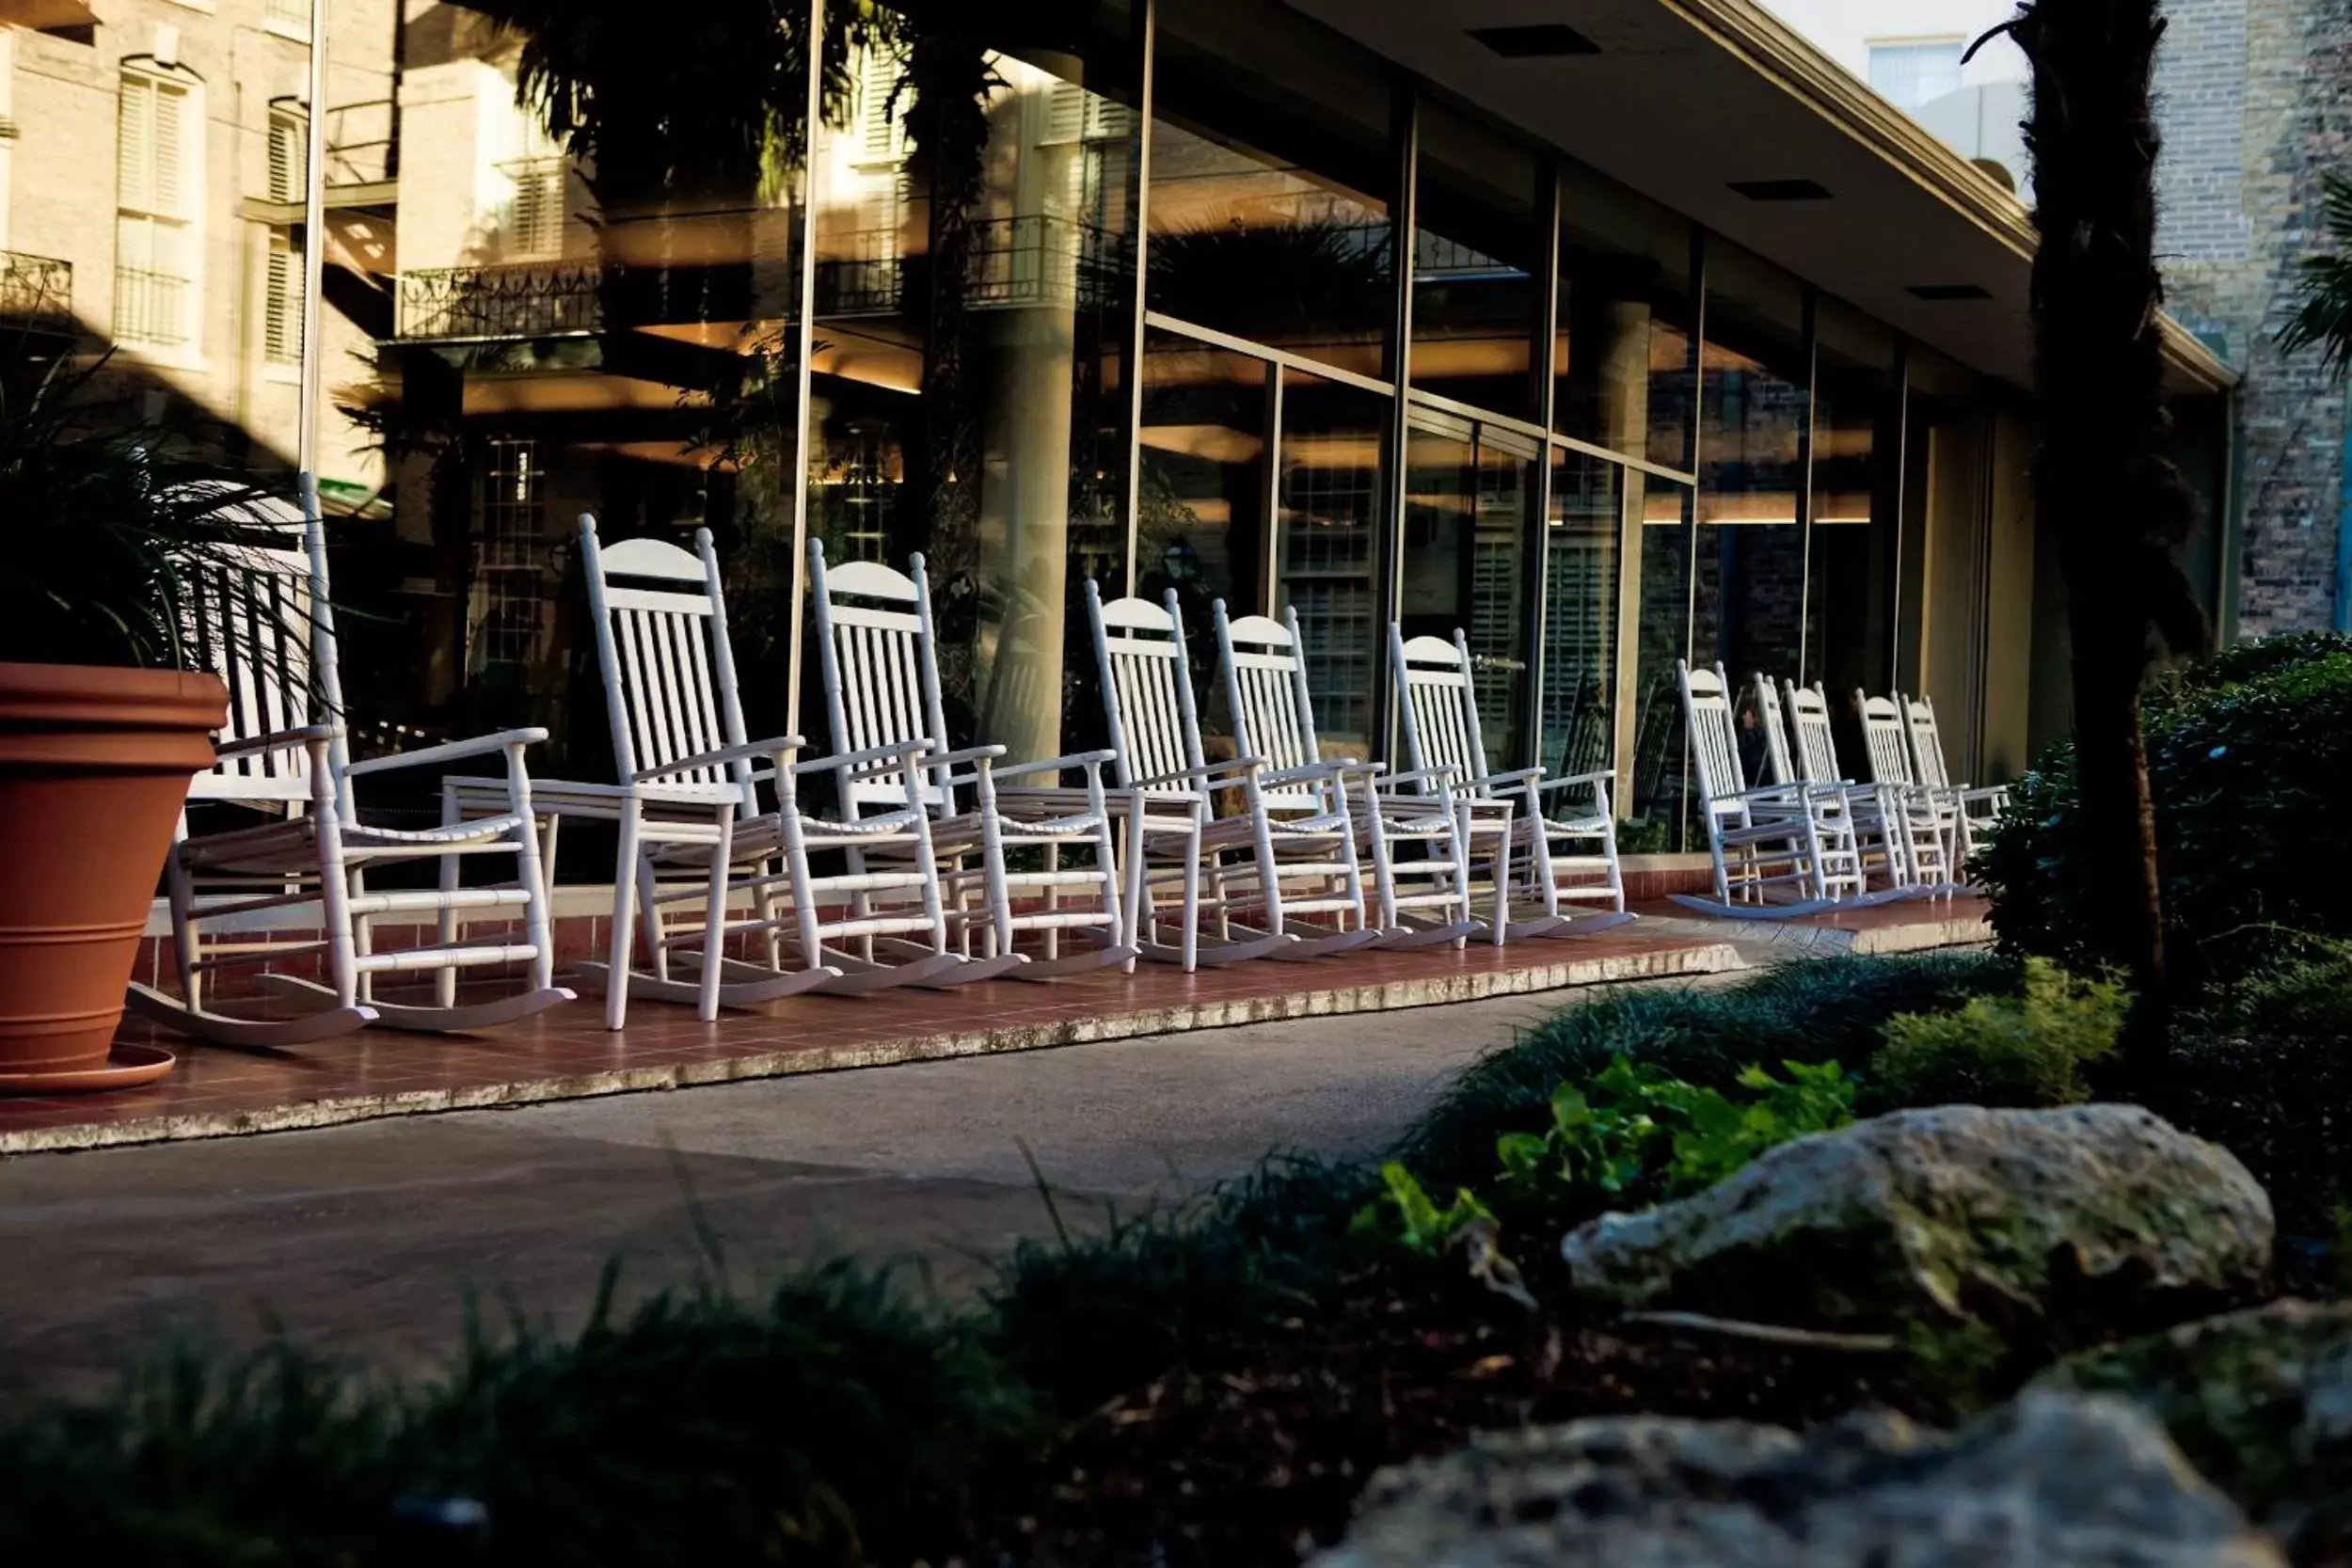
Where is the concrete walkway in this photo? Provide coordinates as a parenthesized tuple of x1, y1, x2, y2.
(0, 992, 1578, 1405)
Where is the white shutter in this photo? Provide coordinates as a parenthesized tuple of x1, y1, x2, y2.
(264, 232, 298, 362)
(118, 76, 153, 211)
(267, 111, 304, 203)
(859, 48, 902, 162)
(151, 80, 186, 218)
(1043, 80, 1084, 145)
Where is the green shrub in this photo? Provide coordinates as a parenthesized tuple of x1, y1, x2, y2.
(1979, 635, 2352, 988)
(1398, 953, 2018, 1191)
(2191, 931, 2352, 1038)
(1868, 958, 2126, 1110)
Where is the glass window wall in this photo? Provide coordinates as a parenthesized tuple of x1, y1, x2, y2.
(1807, 300, 1901, 700)
(1541, 449, 1623, 784)
(1398, 407, 1537, 768)
(1411, 101, 1544, 423)
(1555, 164, 1697, 473)
(1276, 368, 1390, 757)
(1148, 0, 1394, 380)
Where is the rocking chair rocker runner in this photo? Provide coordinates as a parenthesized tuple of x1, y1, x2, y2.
(1215, 605, 1478, 949)
(808, 542, 1136, 979)
(1672, 658, 1864, 919)
(1087, 583, 1380, 968)
(127, 480, 575, 1044)
(1391, 627, 1633, 941)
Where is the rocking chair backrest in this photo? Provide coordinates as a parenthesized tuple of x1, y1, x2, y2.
(1676, 659, 1749, 813)
(1216, 604, 1325, 813)
(1786, 680, 1846, 784)
(1087, 582, 1207, 800)
(809, 542, 956, 814)
(1855, 692, 1916, 788)
(1902, 694, 1954, 791)
(580, 516, 754, 809)
(1752, 672, 1795, 787)
(1393, 626, 1492, 798)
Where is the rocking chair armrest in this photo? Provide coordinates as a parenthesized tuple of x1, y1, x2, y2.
(344, 727, 549, 778)
(926, 744, 1009, 770)
(1263, 760, 1356, 787)
(1536, 769, 1616, 793)
(1479, 766, 1549, 789)
(1135, 756, 1266, 788)
(215, 723, 338, 760)
(1956, 784, 2010, 805)
(791, 738, 933, 780)
(1376, 765, 1458, 790)
(1713, 782, 1817, 808)
(634, 734, 804, 783)
(988, 750, 1119, 783)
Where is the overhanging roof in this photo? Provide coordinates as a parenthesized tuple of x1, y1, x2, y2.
(1284, 0, 2237, 396)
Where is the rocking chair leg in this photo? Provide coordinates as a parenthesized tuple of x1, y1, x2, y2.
(605, 798, 643, 1031)
(698, 815, 735, 1022)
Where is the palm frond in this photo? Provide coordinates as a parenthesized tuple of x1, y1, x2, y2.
(2279, 172, 2352, 378)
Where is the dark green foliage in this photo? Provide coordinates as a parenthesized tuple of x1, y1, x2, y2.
(0, 1260, 1045, 1567)
(984, 1158, 1380, 1416)
(0, 354, 301, 669)
(2280, 172, 2352, 379)
(2190, 931, 2352, 1039)
(1397, 954, 2020, 1192)
(1979, 637, 2352, 988)
(1867, 957, 2127, 1111)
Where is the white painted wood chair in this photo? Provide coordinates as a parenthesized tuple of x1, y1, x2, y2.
(1086, 582, 1380, 967)
(808, 541, 1135, 979)
(126, 483, 573, 1044)
(1215, 603, 1478, 948)
(454, 518, 970, 1029)
(1672, 658, 1862, 917)
(1901, 693, 2010, 870)
(1756, 673, 1916, 900)
(1854, 691, 1960, 893)
(1391, 626, 1632, 941)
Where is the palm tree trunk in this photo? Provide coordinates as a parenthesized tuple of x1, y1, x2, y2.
(2010, 0, 2207, 1052)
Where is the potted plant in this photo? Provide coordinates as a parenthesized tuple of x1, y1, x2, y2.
(0, 355, 290, 1091)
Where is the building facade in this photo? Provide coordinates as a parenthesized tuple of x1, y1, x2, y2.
(2, 0, 2239, 856)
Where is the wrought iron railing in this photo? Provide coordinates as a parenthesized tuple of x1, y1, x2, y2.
(394, 260, 598, 341)
(0, 251, 72, 328)
(814, 215, 1129, 317)
(113, 266, 188, 347)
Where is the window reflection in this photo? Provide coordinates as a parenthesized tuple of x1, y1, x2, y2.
(1808, 302, 1900, 701)
(1629, 481, 1697, 842)
(1543, 450, 1622, 784)
(1399, 409, 1536, 769)
(1149, 0, 1393, 378)
(1694, 243, 1808, 740)
(807, 2, 1141, 762)
(1277, 371, 1389, 756)
(1412, 102, 1543, 422)
(1137, 330, 1268, 635)
(1555, 166, 1697, 472)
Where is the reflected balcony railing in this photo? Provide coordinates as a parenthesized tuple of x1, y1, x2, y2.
(394, 260, 599, 342)
(0, 251, 72, 330)
(815, 215, 1130, 318)
(113, 266, 190, 348)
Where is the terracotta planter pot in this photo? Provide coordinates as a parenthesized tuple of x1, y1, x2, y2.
(0, 663, 227, 1093)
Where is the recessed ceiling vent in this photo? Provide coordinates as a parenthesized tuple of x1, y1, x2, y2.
(1728, 179, 1834, 202)
(1906, 283, 1993, 301)
(1468, 23, 1600, 57)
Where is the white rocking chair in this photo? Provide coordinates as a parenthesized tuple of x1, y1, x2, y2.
(1671, 658, 1863, 918)
(1901, 693, 2010, 873)
(1391, 627, 1634, 941)
(1215, 604, 1478, 949)
(1855, 691, 1960, 894)
(456, 519, 970, 1029)
(1087, 582, 1379, 966)
(1758, 673, 1917, 901)
(126, 482, 573, 1044)
(808, 542, 1136, 980)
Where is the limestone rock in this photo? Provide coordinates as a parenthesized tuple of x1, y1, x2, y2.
(1557, 1104, 2272, 1335)
(2040, 1298, 2352, 1522)
(1316, 1389, 2282, 1568)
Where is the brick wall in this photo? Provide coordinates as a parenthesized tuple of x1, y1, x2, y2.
(2156, 0, 2352, 632)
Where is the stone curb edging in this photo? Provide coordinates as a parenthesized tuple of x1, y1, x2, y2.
(3, 941, 1749, 1156)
